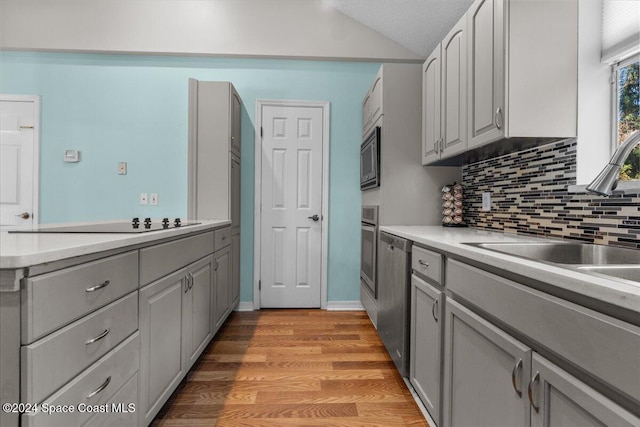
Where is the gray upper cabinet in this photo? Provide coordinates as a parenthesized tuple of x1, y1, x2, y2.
(422, 13, 468, 165)
(410, 274, 443, 425)
(231, 89, 242, 156)
(362, 67, 384, 135)
(530, 354, 640, 427)
(422, 45, 441, 165)
(467, 0, 578, 149)
(443, 299, 531, 427)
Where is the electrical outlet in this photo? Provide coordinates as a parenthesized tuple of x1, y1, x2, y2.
(150, 193, 158, 206)
(482, 192, 491, 212)
(118, 162, 127, 175)
(140, 193, 148, 205)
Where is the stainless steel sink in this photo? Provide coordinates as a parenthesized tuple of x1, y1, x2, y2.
(465, 242, 640, 265)
(577, 265, 640, 283)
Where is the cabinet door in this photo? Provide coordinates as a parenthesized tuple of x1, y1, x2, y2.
(362, 93, 371, 135)
(410, 275, 443, 425)
(185, 256, 214, 369)
(139, 270, 187, 425)
(230, 88, 242, 156)
(213, 246, 231, 332)
(231, 233, 240, 310)
(530, 354, 640, 427)
(422, 44, 441, 165)
(230, 154, 241, 234)
(370, 70, 383, 124)
(441, 14, 467, 158)
(467, 0, 505, 149)
(443, 299, 530, 427)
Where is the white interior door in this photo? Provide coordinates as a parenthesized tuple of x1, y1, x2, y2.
(0, 96, 39, 230)
(260, 104, 324, 308)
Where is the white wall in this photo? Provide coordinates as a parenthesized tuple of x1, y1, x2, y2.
(576, 0, 612, 184)
(0, 0, 423, 62)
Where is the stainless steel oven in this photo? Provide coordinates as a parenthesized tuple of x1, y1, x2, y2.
(361, 205, 379, 298)
(361, 126, 381, 190)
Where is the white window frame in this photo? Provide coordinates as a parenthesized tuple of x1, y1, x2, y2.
(611, 54, 640, 182)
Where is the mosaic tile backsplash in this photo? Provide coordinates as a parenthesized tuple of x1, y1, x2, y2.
(462, 138, 640, 249)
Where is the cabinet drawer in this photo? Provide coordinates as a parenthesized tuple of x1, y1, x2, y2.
(21, 292, 138, 403)
(214, 226, 231, 251)
(140, 231, 213, 285)
(22, 251, 138, 344)
(86, 372, 138, 427)
(447, 259, 640, 404)
(412, 245, 443, 285)
(22, 333, 139, 427)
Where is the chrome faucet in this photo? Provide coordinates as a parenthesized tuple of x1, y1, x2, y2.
(586, 130, 640, 196)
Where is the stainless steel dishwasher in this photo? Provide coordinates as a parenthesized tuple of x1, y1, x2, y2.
(377, 231, 411, 377)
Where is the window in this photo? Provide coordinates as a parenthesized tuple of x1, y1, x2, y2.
(613, 55, 640, 181)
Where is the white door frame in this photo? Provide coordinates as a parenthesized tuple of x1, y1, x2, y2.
(0, 94, 40, 227)
(253, 99, 330, 310)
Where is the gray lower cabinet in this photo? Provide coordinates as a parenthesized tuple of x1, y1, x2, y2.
(409, 274, 443, 424)
(530, 354, 639, 427)
(213, 245, 232, 332)
(139, 255, 214, 426)
(443, 299, 531, 427)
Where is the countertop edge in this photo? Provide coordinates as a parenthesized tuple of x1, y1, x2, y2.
(380, 225, 640, 314)
(0, 220, 230, 270)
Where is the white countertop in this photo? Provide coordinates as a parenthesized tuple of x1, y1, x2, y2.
(0, 220, 229, 269)
(380, 226, 640, 314)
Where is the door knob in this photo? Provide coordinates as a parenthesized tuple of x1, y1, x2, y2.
(308, 214, 320, 222)
(17, 212, 30, 220)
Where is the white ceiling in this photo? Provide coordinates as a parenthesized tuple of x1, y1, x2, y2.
(323, 0, 473, 58)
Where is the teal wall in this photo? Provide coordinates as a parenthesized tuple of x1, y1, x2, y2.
(0, 52, 379, 303)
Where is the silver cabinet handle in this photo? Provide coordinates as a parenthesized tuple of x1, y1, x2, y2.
(214, 259, 219, 271)
(418, 260, 429, 269)
(434, 139, 439, 154)
(86, 376, 111, 399)
(387, 244, 394, 252)
(188, 272, 194, 290)
(85, 328, 110, 345)
(495, 107, 503, 130)
(86, 280, 110, 293)
(440, 138, 445, 154)
(528, 371, 540, 413)
(431, 299, 439, 322)
(512, 358, 523, 398)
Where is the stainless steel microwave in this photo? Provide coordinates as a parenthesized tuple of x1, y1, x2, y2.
(361, 126, 381, 190)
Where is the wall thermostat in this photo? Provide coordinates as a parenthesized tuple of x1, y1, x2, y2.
(64, 150, 80, 163)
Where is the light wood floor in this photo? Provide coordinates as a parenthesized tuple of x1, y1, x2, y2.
(152, 309, 429, 427)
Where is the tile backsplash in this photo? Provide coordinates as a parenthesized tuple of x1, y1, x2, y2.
(462, 138, 640, 249)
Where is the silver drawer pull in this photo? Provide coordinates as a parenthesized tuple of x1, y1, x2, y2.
(85, 328, 110, 345)
(85, 280, 110, 293)
(527, 371, 540, 413)
(418, 260, 429, 269)
(431, 299, 439, 322)
(512, 358, 523, 398)
(86, 376, 111, 399)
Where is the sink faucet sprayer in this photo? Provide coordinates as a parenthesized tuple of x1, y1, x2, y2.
(586, 130, 640, 197)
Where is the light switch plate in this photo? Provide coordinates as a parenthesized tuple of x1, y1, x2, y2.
(63, 150, 80, 163)
(150, 193, 158, 206)
(140, 193, 148, 205)
(118, 162, 127, 175)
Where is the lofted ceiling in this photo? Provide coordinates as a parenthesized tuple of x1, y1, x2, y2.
(323, 0, 473, 58)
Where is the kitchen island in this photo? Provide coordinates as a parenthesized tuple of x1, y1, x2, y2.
(379, 226, 640, 427)
(0, 220, 232, 427)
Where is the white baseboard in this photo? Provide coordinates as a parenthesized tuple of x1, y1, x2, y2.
(236, 301, 255, 312)
(326, 301, 365, 311)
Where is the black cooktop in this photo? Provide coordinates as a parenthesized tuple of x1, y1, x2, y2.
(9, 218, 200, 234)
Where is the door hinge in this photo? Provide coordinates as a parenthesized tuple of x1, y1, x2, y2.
(259, 280, 261, 290)
(260, 127, 263, 138)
